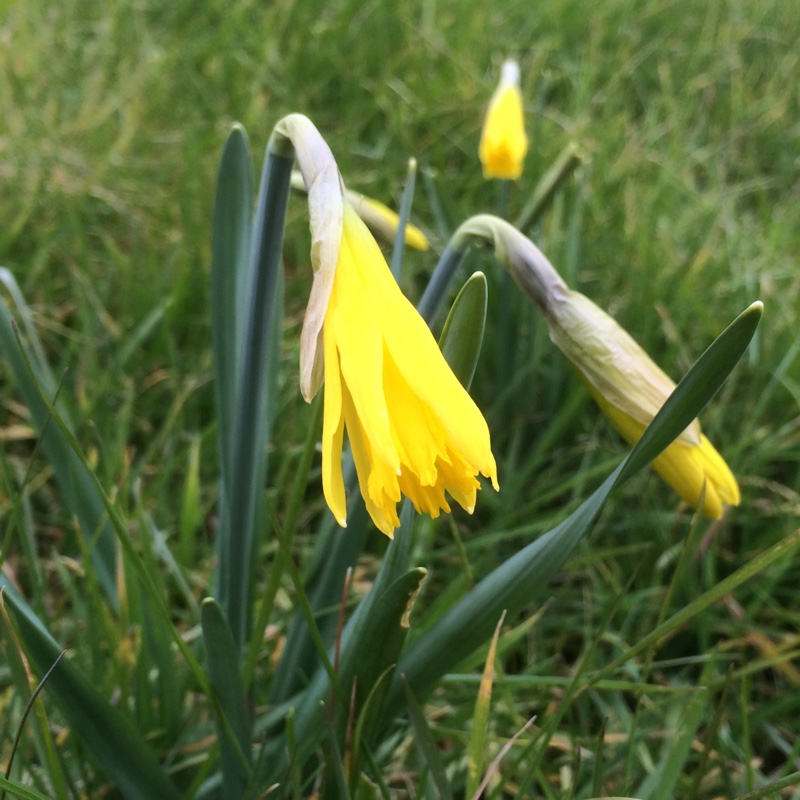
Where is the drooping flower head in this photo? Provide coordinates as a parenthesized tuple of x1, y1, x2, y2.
(479, 59, 528, 180)
(272, 115, 498, 537)
(451, 215, 740, 519)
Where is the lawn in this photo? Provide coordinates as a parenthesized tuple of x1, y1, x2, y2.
(1, 0, 799, 797)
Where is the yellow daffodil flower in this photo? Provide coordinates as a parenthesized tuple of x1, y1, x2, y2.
(452, 214, 740, 518)
(479, 59, 528, 180)
(273, 115, 497, 537)
(321, 204, 498, 537)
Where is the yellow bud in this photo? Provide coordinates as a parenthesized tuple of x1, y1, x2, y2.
(479, 59, 528, 180)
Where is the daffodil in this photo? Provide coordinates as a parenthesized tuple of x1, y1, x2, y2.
(451, 214, 740, 519)
(273, 115, 498, 537)
(479, 59, 528, 180)
(321, 204, 498, 536)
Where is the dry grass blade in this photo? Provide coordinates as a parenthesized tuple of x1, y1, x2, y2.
(466, 610, 507, 799)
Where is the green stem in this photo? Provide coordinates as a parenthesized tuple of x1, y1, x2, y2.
(390, 158, 418, 280)
(416, 245, 468, 324)
(513, 142, 583, 232)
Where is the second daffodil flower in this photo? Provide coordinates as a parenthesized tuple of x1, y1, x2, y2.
(273, 115, 498, 538)
(479, 59, 528, 180)
(451, 215, 740, 520)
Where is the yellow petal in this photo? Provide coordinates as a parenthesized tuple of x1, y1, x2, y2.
(320, 203, 499, 536)
(321, 317, 347, 526)
(331, 228, 401, 475)
(341, 381, 400, 537)
(594, 390, 739, 519)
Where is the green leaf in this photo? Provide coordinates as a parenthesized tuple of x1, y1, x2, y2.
(438, 271, 488, 390)
(215, 140, 292, 653)
(211, 123, 253, 497)
(355, 773, 382, 800)
(2, 590, 181, 800)
(382, 301, 762, 717)
(201, 598, 253, 800)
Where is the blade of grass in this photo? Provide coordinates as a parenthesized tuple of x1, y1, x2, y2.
(732, 771, 800, 800)
(267, 487, 370, 703)
(687, 667, 734, 800)
(465, 611, 506, 799)
(178, 434, 202, 565)
(262, 505, 420, 782)
(245, 394, 325, 690)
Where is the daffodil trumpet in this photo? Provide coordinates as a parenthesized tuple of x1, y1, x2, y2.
(272, 115, 498, 536)
(479, 59, 529, 180)
(446, 214, 740, 519)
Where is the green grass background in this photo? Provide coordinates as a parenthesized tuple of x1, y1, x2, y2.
(1, 0, 799, 796)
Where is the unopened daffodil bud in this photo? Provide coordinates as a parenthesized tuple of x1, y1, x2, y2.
(479, 59, 528, 180)
(451, 214, 740, 519)
(274, 116, 498, 537)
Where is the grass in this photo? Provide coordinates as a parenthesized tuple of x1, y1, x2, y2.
(1, 0, 799, 797)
